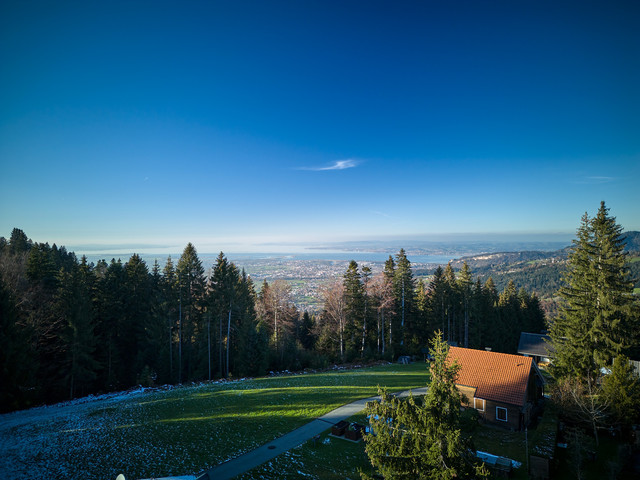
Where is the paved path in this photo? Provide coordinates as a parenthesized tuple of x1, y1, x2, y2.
(194, 387, 428, 480)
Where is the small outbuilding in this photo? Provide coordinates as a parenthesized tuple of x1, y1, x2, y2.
(517, 332, 554, 365)
(447, 347, 545, 430)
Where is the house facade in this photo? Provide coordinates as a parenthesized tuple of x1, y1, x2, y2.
(447, 347, 544, 430)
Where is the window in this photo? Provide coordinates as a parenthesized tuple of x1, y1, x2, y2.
(474, 398, 485, 412)
(496, 406, 508, 422)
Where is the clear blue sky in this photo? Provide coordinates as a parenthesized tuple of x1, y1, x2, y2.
(1, 1, 638, 253)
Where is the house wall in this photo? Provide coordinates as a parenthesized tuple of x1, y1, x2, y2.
(457, 385, 476, 407)
(472, 398, 521, 430)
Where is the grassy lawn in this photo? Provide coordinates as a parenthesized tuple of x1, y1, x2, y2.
(469, 424, 529, 479)
(241, 405, 537, 479)
(239, 411, 374, 480)
(0, 363, 429, 480)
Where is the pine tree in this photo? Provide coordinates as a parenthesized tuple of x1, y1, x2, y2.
(363, 331, 488, 479)
(123, 254, 152, 385)
(601, 355, 640, 425)
(550, 202, 638, 381)
(0, 273, 35, 411)
(94, 259, 126, 390)
(361, 265, 373, 356)
(343, 260, 364, 358)
(457, 262, 473, 348)
(8, 228, 31, 254)
(443, 263, 457, 344)
(208, 252, 240, 378)
(176, 243, 206, 382)
(56, 262, 97, 398)
(497, 280, 519, 353)
(297, 310, 315, 351)
(161, 256, 178, 382)
(394, 249, 417, 351)
(428, 266, 448, 339)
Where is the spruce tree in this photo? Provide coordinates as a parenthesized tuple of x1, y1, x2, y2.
(601, 354, 640, 425)
(176, 243, 206, 382)
(550, 202, 638, 381)
(394, 249, 417, 350)
(428, 266, 447, 337)
(363, 331, 488, 479)
(457, 262, 473, 348)
(343, 260, 364, 357)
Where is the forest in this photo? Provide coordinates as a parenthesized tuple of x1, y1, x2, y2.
(0, 228, 545, 413)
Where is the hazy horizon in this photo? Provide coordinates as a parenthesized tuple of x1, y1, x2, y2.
(2, 2, 638, 248)
(59, 232, 579, 260)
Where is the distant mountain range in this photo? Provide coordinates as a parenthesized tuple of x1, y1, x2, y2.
(412, 231, 640, 318)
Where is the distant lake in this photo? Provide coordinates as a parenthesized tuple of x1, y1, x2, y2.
(225, 251, 457, 264)
(79, 251, 458, 270)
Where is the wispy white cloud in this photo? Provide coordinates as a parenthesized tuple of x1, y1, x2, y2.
(298, 159, 360, 171)
(371, 210, 393, 219)
(574, 175, 616, 185)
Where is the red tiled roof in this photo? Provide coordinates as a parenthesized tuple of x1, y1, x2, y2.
(447, 347, 533, 407)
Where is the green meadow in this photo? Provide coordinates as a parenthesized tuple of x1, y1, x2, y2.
(0, 363, 428, 480)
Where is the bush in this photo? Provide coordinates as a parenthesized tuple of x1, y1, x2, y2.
(460, 407, 481, 433)
(136, 366, 156, 387)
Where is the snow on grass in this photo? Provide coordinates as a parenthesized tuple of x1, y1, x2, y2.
(0, 363, 428, 480)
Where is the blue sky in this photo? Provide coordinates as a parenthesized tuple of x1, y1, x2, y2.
(1, 1, 639, 253)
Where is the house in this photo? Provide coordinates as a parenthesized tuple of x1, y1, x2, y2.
(447, 347, 545, 430)
(517, 332, 553, 365)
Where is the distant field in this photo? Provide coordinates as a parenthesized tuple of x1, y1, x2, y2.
(0, 363, 428, 480)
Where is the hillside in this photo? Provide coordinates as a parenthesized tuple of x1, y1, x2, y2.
(438, 231, 640, 318)
(0, 363, 427, 480)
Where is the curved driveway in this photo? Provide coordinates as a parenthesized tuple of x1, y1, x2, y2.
(194, 386, 428, 480)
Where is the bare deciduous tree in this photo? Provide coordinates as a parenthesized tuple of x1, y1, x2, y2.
(320, 280, 347, 360)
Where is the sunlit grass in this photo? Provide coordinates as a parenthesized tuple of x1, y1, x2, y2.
(2, 363, 429, 480)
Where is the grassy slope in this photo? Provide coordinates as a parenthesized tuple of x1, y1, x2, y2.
(241, 411, 536, 480)
(0, 363, 428, 480)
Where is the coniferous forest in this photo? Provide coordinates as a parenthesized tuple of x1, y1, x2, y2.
(0, 228, 545, 413)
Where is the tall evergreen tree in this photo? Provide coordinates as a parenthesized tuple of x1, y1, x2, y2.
(550, 202, 638, 382)
(363, 331, 488, 479)
(443, 263, 457, 344)
(161, 256, 178, 382)
(394, 249, 417, 351)
(176, 243, 206, 382)
(0, 273, 35, 411)
(428, 266, 448, 339)
(122, 254, 152, 385)
(234, 270, 268, 376)
(457, 262, 473, 348)
(361, 265, 373, 356)
(208, 252, 239, 378)
(56, 262, 97, 398)
(343, 260, 364, 359)
(8, 228, 31, 254)
(497, 280, 519, 353)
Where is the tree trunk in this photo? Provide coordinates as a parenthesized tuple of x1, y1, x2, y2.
(381, 310, 385, 354)
(226, 304, 232, 378)
(361, 300, 367, 357)
(339, 318, 344, 361)
(464, 297, 469, 348)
